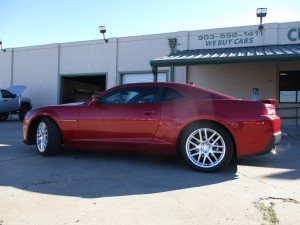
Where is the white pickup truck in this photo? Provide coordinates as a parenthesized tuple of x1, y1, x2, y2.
(0, 85, 32, 121)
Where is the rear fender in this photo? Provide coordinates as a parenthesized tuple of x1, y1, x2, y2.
(176, 119, 237, 157)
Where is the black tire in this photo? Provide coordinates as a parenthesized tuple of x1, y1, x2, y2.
(179, 122, 234, 172)
(0, 113, 9, 121)
(36, 117, 62, 156)
(19, 104, 31, 121)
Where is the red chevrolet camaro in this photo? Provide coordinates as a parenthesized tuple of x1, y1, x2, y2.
(23, 82, 281, 172)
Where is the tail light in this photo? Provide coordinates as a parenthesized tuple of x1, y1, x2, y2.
(258, 99, 280, 134)
(263, 104, 276, 115)
(260, 99, 277, 116)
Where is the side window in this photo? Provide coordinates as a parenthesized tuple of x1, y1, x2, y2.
(160, 88, 185, 102)
(1, 90, 14, 98)
(98, 86, 160, 104)
(98, 88, 136, 104)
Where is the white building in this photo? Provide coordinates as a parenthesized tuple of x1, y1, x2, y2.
(1, 21, 300, 125)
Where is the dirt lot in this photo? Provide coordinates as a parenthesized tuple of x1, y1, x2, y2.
(0, 119, 299, 225)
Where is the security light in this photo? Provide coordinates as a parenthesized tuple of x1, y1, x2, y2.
(256, 8, 267, 30)
(0, 39, 6, 52)
(98, 26, 108, 43)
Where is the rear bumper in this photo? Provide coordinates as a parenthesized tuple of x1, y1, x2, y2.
(236, 131, 282, 158)
(273, 132, 282, 145)
(256, 132, 282, 156)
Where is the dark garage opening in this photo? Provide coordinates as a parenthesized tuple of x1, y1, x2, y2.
(61, 75, 106, 104)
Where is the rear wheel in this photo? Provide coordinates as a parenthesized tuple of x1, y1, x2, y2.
(36, 117, 62, 156)
(179, 122, 234, 172)
(0, 113, 9, 121)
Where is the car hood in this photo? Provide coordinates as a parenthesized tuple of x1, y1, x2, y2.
(6, 85, 27, 96)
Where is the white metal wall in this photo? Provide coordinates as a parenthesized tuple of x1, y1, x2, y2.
(187, 62, 277, 100)
(11, 44, 59, 108)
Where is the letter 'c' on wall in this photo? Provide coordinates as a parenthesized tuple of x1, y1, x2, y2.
(287, 28, 299, 41)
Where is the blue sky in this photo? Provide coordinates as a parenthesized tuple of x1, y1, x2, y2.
(1, 0, 300, 48)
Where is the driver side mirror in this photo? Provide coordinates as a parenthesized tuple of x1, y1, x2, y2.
(88, 97, 104, 106)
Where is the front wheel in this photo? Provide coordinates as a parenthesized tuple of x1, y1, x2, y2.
(36, 117, 62, 156)
(179, 122, 234, 172)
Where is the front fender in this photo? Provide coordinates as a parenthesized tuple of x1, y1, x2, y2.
(23, 106, 81, 145)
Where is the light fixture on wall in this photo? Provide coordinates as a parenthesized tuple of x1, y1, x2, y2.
(0, 39, 6, 52)
(98, 26, 108, 43)
(280, 72, 288, 76)
(256, 8, 267, 30)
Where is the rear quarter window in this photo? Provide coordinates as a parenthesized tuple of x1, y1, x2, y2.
(160, 87, 185, 102)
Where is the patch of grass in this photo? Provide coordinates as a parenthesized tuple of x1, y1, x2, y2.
(254, 201, 279, 225)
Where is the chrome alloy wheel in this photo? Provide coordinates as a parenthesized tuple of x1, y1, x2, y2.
(185, 128, 226, 168)
(36, 122, 48, 152)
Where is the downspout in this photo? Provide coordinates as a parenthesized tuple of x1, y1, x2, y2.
(10, 48, 14, 86)
(116, 38, 119, 85)
(57, 44, 61, 104)
(168, 38, 177, 82)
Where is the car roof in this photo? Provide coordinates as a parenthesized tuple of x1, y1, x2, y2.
(113, 82, 236, 100)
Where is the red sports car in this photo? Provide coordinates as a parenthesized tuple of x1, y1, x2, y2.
(23, 82, 281, 172)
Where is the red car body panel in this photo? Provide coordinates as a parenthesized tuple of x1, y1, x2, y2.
(23, 82, 281, 158)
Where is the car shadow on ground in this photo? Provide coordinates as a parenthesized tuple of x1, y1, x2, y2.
(1, 120, 298, 199)
(0, 143, 238, 198)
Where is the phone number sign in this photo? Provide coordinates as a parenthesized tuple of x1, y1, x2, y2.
(197, 30, 263, 48)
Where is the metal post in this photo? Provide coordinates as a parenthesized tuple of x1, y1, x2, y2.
(297, 108, 299, 126)
(168, 38, 177, 82)
(152, 65, 158, 82)
(170, 66, 174, 82)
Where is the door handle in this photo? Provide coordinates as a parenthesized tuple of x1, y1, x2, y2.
(143, 110, 155, 115)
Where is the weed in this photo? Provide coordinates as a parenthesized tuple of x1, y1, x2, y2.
(254, 201, 279, 225)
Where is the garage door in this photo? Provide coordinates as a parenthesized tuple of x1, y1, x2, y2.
(122, 73, 166, 84)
